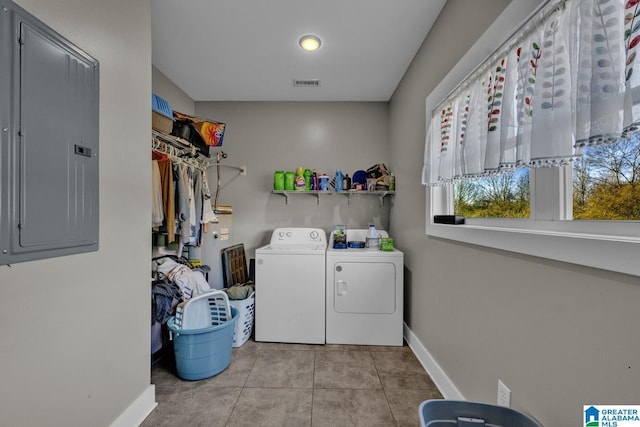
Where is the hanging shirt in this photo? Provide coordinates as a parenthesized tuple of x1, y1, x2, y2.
(151, 160, 164, 227)
(158, 159, 175, 243)
(176, 163, 191, 245)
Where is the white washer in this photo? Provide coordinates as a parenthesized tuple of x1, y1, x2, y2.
(326, 229, 404, 346)
(255, 227, 327, 344)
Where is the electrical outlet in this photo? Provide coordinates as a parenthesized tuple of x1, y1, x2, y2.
(497, 380, 511, 407)
(240, 165, 247, 176)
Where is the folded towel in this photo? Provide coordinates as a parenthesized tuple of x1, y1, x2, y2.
(223, 283, 255, 300)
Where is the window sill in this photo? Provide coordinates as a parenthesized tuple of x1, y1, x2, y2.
(427, 220, 640, 277)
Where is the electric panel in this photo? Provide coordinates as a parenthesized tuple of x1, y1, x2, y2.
(0, 0, 99, 265)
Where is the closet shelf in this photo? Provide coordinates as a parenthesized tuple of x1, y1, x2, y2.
(272, 190, 332, 205)
(272, 190, 394, 206)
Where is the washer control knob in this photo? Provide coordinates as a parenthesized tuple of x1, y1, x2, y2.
(286, 231, 292, 238)
(278, 232, 284, 238)
(310, 230, 319, 240)
(336, 265, 342, 272)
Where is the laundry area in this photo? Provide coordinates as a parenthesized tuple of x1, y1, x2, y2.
(146, 94, 424, 425)
(5, 1, 638, 426)
(149, 91, 405, 361)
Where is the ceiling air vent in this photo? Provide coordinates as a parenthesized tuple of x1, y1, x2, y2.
(293, 78, 320, 87)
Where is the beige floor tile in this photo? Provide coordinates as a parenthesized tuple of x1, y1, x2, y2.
(314, 351, 381, 389)
(232, 339, 263, 356)
(245, 349, 315, 388)
(227, 388, 312, 427)
(379, 371, 441, 392)
(312, 388, 395, 427)
(202, 349, 258, 387)
(150, 362, 179, 388)
(147, 339, 445, 427)
(315, 350, 375, 365)
(371, 350, 426, 375)
(385, 389, 443, 427)
(142, 386, 241, 427)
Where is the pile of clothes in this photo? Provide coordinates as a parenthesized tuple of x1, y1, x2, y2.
(151, 256, 214, 360)
(151, 257, 211, 326)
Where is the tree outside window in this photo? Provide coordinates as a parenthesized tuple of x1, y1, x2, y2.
(454, 136, 640, 221)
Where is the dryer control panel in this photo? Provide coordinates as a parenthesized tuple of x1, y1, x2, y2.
(270, 227, 326, 245)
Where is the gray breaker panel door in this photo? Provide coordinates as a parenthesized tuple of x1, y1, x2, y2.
(1, 0, 99, 265)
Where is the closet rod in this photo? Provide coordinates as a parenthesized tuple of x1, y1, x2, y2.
(209, 163, 244, 172)
(152, 139, 211, 171)
(152, 130, 244, 172)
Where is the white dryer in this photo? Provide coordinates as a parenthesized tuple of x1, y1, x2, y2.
(326, 229, 404, 346)
(255, 227, 327, 344)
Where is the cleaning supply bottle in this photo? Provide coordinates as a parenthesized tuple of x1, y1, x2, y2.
(335, 168, 343, 191)
(274, 171, 285, 191)
(319, 173, 330, 191)
(343, 173, 351, 191)
(366, 224, 380, 250)
(304, 168, 312, 190)
(311, 170, 318, 191)
(294, 166, 306, 191)
(284, 171, 295, 191)
(389, 173, 395, 191)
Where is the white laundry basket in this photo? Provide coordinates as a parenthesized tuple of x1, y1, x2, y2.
(173, 290, 231, 330)
(229, 291, 255, 347)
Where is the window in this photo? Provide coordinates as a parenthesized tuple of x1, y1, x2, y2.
(573, 136, 640, 221)
(454, 169, 530, 219)
(455, 135, 640, 221)
(423, 0, 640, 277)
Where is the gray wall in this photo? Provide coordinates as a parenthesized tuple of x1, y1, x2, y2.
(152, 66, 195, 116)
(390, 1, 640, 426)
(0, 0, 153, 426)
(194, 101, 393, 261)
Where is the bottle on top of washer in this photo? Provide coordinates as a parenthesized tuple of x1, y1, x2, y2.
(366, 224, 380, 250)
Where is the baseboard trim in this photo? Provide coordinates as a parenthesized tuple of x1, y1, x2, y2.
(404, 323, 465, 400)
(110, 384, 157, 427)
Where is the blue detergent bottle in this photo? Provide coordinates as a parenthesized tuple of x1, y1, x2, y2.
(335, 168, 343, 191)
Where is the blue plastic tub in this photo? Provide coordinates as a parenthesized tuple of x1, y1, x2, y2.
(419, 400, 543, 427)
(167, 307, 238, 381)
(151, 93, 173, 119)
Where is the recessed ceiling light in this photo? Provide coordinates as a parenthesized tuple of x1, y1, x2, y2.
(299, 35, 321, 52)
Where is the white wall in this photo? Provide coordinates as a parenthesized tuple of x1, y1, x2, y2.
(390, 1, 640, 425)
(0, 1, 154, 426)
(194, 101, 393, 262)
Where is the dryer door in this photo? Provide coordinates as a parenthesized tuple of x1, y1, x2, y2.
(334, 262, 396, 314)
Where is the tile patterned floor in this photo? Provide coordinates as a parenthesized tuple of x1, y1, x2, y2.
(142, 340, 443, 427)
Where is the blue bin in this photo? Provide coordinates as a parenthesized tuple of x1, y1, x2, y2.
(419, 400, 543, 427)
(151, 93, 173, 119)
(167, 307, 238, 381)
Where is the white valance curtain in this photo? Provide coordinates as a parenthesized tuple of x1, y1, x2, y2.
(423, 0, 640, 186)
